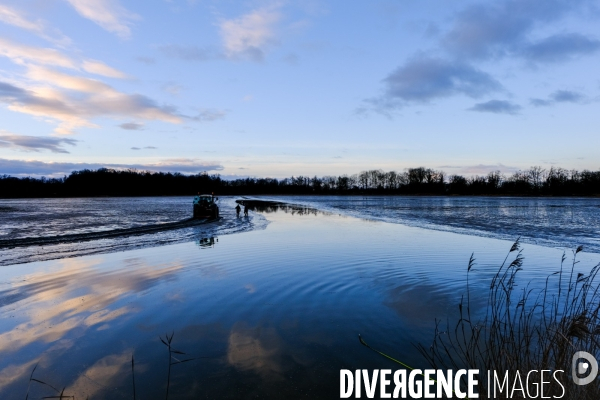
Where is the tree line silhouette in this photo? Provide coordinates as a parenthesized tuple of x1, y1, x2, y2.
(1, 166, 599, 198)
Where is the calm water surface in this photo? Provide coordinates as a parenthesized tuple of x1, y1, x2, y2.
(0, 197, 599, 399)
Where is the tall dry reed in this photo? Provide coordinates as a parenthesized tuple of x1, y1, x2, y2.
(417, 240, 600, 399)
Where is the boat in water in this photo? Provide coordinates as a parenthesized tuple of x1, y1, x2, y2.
(193, 194, 219, 219)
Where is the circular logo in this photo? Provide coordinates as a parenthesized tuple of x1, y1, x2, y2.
(572, 351, 598, 385)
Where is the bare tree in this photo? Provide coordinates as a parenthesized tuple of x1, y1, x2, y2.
(527, 166, 546, 190)
(385, 171, 398, 190)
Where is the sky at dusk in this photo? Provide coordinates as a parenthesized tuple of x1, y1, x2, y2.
(0, 0, 599, 178)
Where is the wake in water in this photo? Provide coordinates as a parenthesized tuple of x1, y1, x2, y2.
(0, 197, 268, 266)
(0, 217, 212, 249)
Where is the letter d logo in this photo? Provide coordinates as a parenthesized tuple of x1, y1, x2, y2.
(572, 351, 598, 385)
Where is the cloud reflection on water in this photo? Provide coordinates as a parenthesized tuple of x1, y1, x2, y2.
(227, 322, 285, 377)
(0, 358, 37, 393)
(0, 256, 183, 366)
(66, 352, 132, 399)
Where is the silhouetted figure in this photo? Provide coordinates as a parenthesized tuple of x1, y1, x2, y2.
(235, 204, 241, 217)
(244, 204, 249, 216)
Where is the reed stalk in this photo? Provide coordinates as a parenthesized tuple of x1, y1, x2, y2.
(416, 240, 600, 399)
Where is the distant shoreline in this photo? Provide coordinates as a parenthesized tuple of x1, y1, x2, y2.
(2, 193, 600, 200)
(2, 166, 599, 198)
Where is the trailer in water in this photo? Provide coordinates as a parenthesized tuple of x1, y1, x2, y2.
(193, 194, 219, 219)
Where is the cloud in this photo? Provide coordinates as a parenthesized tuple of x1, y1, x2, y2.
(220, 5, 281, 61)
(131, 146, 156, 150)
(119, 122, 144, 130)
(440, 0, 600, 65)
(65, 0, 139, 39)
(550, 89, 585, 103)
(0, 38, 126, 79)
(0, 5, 43, 32)
(0, 81, 89, 134)
(378, 55, 502, 105)
(520, 33, 600, 63)
(82, 60, 127, 78)
(441, 0, 582, 61)
(0, 133, 77, 153)
(0, 81, 29, 98)
(158, 44, 217, 61)
(192, 108, 227, 122)
(0, 158, 223, 177)
(159, 5, 285, 63)
(366, 0, 598, 115)
(0, 37, 75, 68)
(0, 5, 71, 46)
(26, 65, 110, 93)
(0, 67, 181, 134)
(468, 99, 521, 115)
(530, 89, 587, 106)
(443, 3, 530, 60)
(439, 163, 521, 175)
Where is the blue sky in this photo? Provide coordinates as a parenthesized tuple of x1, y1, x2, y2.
(0, 0, 599, 178)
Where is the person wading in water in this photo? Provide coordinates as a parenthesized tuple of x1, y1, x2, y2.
(244, 204, 249, 216)
(235, 204, 241, 217)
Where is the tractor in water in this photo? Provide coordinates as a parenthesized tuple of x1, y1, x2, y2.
(193, 194, 219, 219)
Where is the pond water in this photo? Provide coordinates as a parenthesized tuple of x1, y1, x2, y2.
(0, 196, 599, 399)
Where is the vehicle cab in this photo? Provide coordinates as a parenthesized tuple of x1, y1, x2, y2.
(193, 194, 219, 219)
